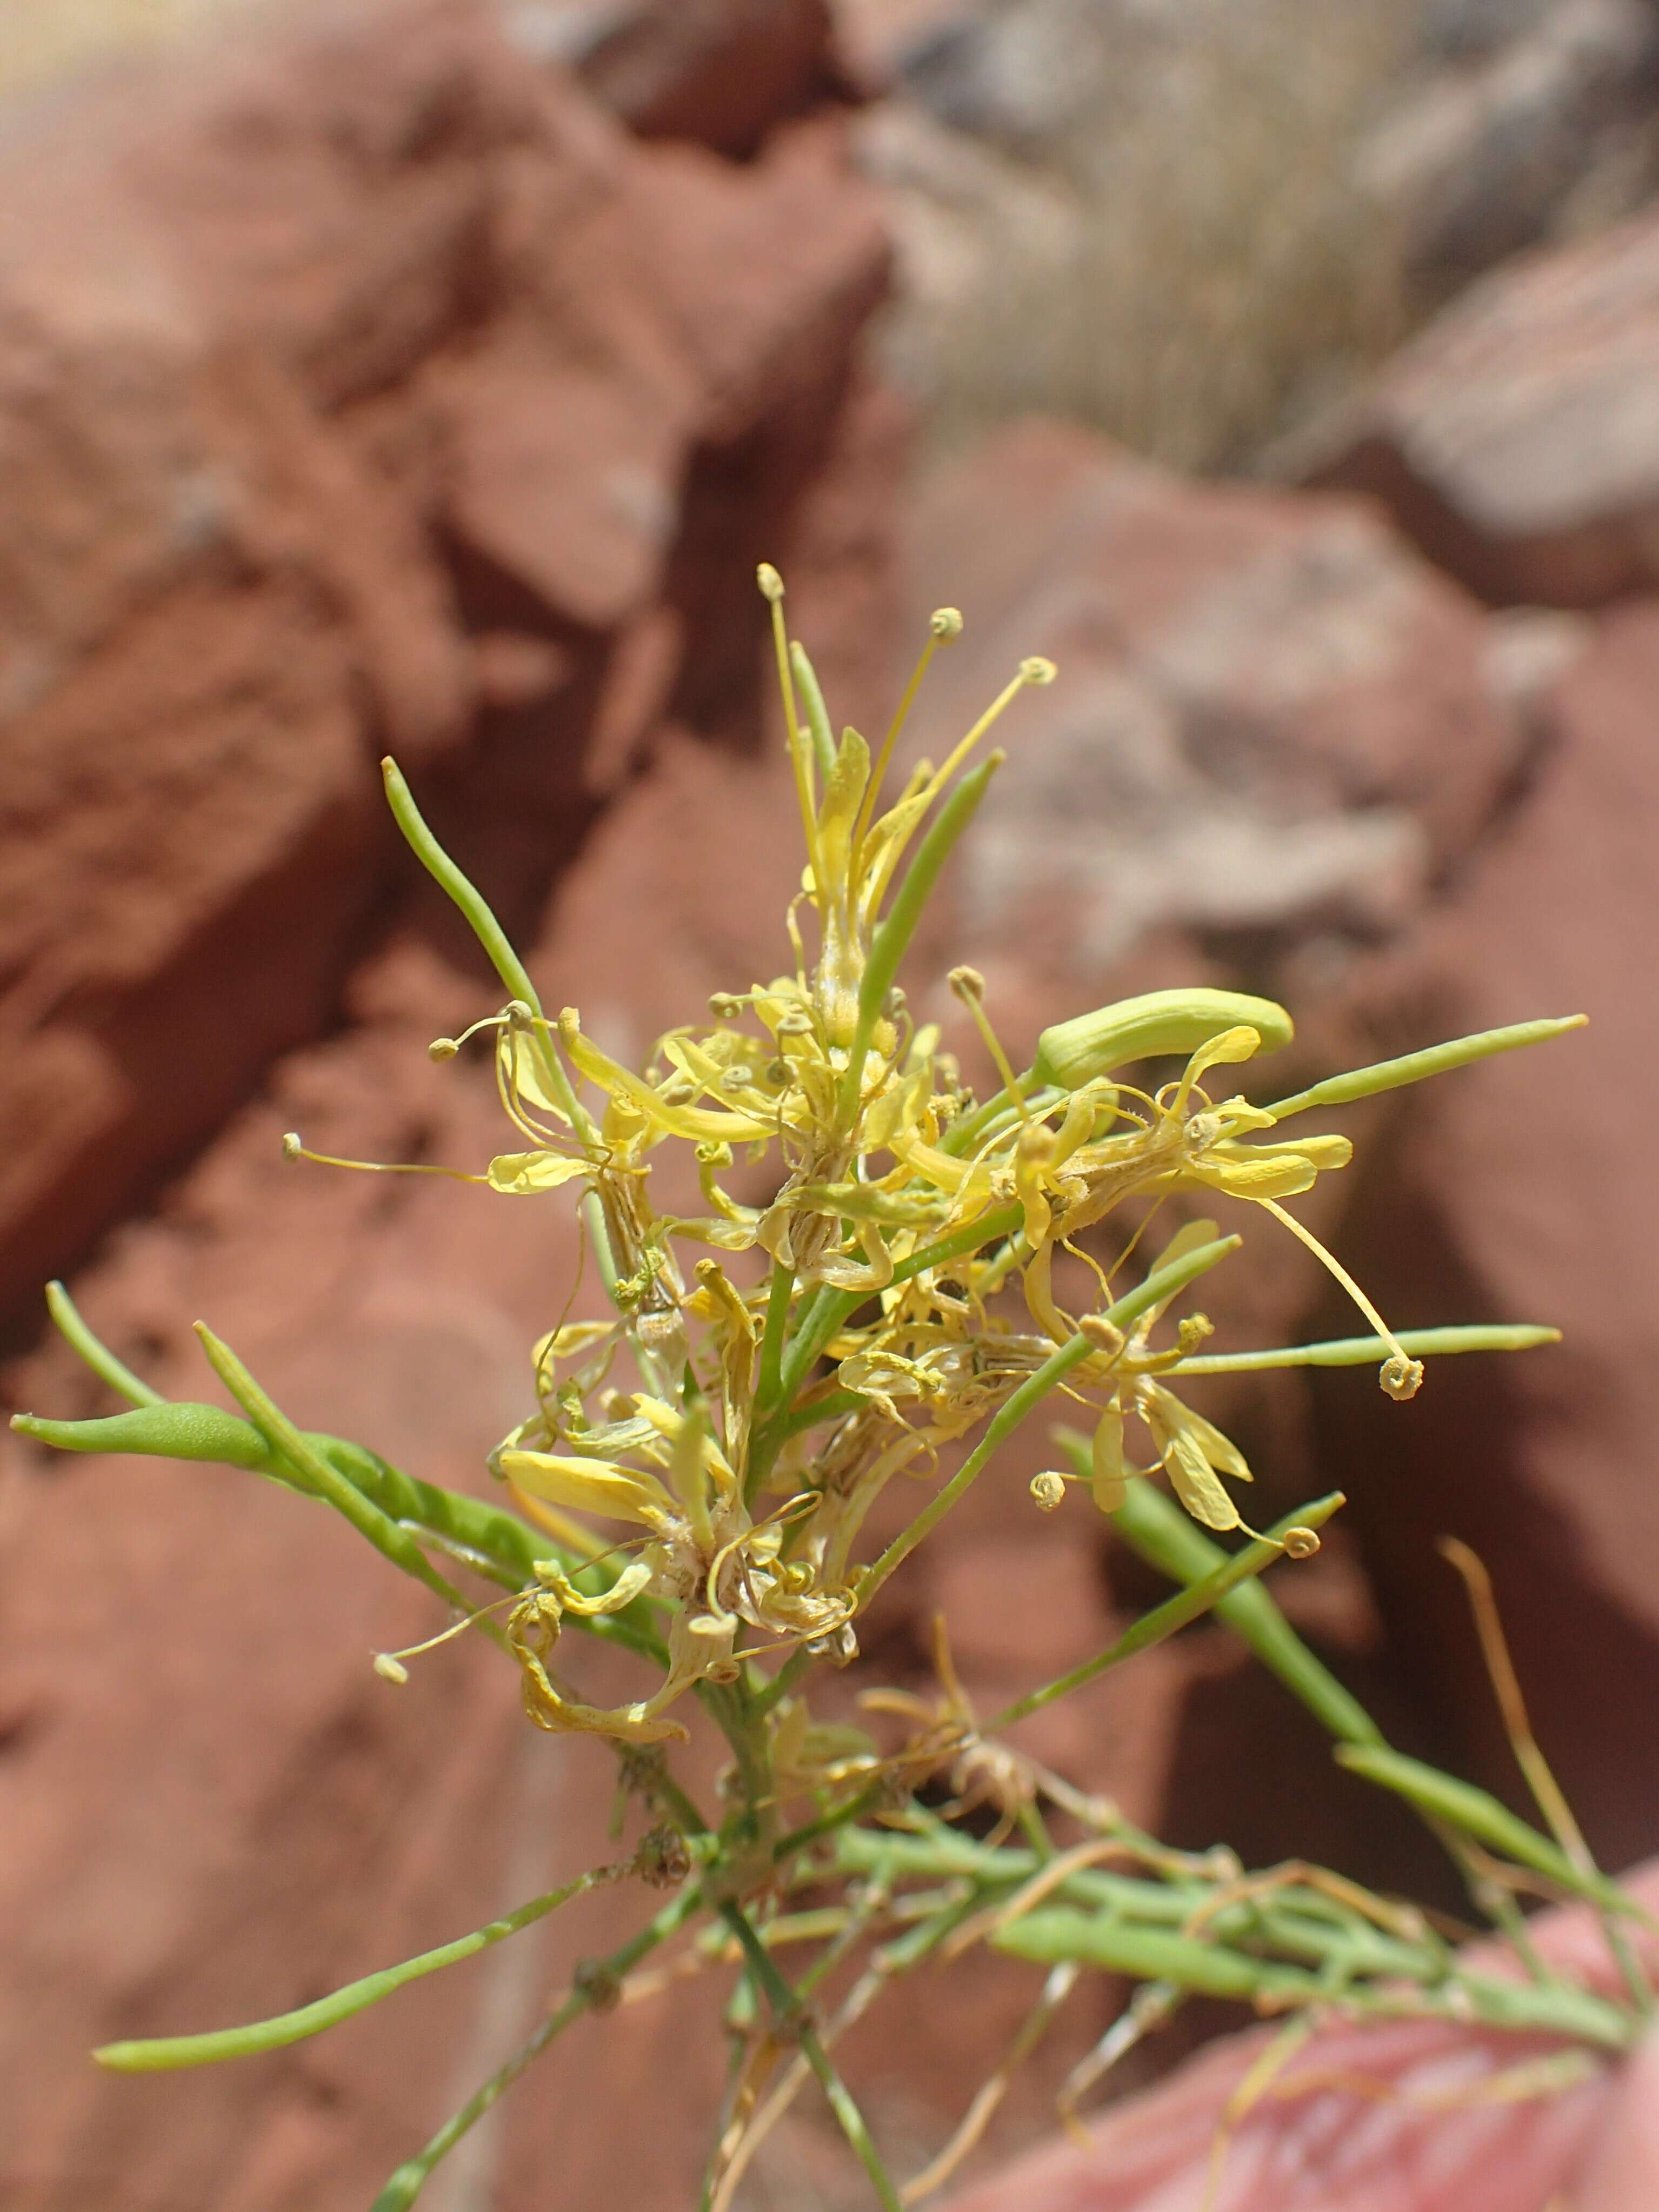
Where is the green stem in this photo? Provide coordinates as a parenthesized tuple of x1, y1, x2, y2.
(1335, 1747, 1642, 1919)
(1263, 1016, 1585, 1124)
(720, 1904, 903, 2212)
(96, 1869, 610, 2071)
(1088, 1469, 1383, 1748)
(1174, 1324, 1560, 1374)
(750, 1645, 813, 1723)
(985, 1494, 1347, 1732)
(194, 1324, 481, 1625)
(370, 1888, 701, 2212)
(45, 1280, 163, 1406)
(856, 1237, 1240, 1605)
(381, 757, 621, 1297)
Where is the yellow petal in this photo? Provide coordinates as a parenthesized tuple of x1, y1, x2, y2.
(1090, 1404, 1128, 1514)
(1184, 1151, 1321, 1200)
(547, 1560, 654, 1616)
(1174, 1404, 1252, 1481)
(497, 1449, 674, 1528)
(862, 1065, 929, 1152)
(488, 1150, 592, 1194)
(1163, 1430, 1242, 1531)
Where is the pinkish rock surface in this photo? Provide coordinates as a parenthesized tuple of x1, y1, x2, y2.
(1296, 200, 1659, 606)
(903, 418, 1530, 1035)
(1308, 602, 1659, 1874)
(0, 0, 889, 1327)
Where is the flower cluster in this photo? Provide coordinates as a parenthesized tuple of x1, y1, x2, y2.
(391, 567, 1576, 1748)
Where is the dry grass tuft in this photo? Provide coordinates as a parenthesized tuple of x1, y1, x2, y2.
(863, 0, 1422, 472)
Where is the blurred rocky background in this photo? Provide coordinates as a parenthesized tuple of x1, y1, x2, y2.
(3, 2, 1659, 2207)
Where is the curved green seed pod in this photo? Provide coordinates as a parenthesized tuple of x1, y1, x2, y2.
(1031, 988, 1295, 1092)
(12, 1403, 272, 1472)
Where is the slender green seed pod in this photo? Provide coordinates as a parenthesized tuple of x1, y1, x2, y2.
(789, 641, 838, 783)
(1263, 1014, 1587, 1122)
(1031, 988, 1295, 1092)
(995, 1911, 1323, 2002)
(1334, 1746, 1638, 1916)
(12, 1403, 274, 1472)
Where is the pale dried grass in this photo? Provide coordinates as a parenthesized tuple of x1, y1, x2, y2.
(0, 0, 266, 102)
(868, 0, 1423, 472)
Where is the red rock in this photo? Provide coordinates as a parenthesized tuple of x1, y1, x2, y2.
(1297, 201, 1659, 606)
(908, 422, 1522, 1006)
(556, 0, 850, 157)
(0, 0, 890, 1325)
(1354, 0, 1659, 308)
(1307, 600, 1659, 1874)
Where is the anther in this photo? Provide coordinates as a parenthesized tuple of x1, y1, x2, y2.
(1281, 1526, 1322, 1560)
(709, 992, 742, 1019)
(373, 1653, 410, 1685)
(1380, 1353, 1424, 1402)
(1030, 1471, 1067, 1511)
(1175, 1314, 1215, 1354)
(282, 1131, 303, 1161)
(756, 563, 784, 604)
(930, 606, 964, 640)
(429, 1009, 514, 1062)
(1079, 1314, 1126, 1359)
(1020, 656, 1058, 686)
(948, 966, 985, 1002)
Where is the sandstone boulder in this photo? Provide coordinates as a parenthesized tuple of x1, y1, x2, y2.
(902, 417, 1530, 1047)
(509, 0, 848, 157)
(1295, 199, 1659, 606)
(0, 0, 889, 1329)
(1356, 0, 1659, 308)
(1308, 602, 1659, 1873)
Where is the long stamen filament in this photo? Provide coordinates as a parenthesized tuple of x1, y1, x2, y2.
(1258, 1199, 1423, 1399)
(853, 606, 962, 868)
(374, 1592, 520, 1681)
(924, 658, 1053, 803)
(281, 1134, 486, 1184)
(428, 1010, 511, 1060)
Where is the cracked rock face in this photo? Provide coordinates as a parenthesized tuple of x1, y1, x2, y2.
(0, 0, 889, 1325)
(900, 417, 1528, 1030)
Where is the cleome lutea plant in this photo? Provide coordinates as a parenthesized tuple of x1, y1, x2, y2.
(17, 567, 1653, 2209)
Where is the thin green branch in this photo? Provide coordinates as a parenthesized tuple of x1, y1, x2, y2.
(370, 1887, 702, 2212)
(45, 1280, 163, 1407)
(195, 1323, 482, 1622)
(985, 1493, 1347, 1732)
(1264, 1016, 1585, 1123)
(856, 1235, 1240, 1604)
(96, 1868, 614, 2071)
(1335, 1746, 1643, 1919)
(1084, 1467, 1383, 1748)
(381, 756, 621, 1298)
(1172, 1323, 1560, 1374)
(720, 1903, 903, 2212)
